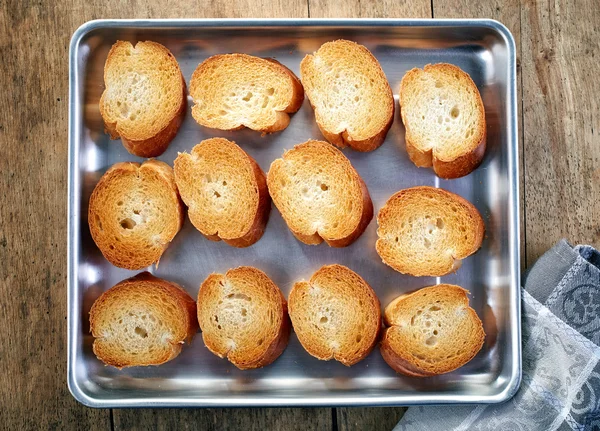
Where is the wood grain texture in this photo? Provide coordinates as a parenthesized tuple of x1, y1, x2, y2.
(521, 0, 600, 264)
(113, 408, 331, 431)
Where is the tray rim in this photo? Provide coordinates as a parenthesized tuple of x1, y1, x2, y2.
(67, 17, 521, 408)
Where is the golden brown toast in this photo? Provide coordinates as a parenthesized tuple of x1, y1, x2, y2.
(89, 272, 198, 369)
(380, 284, 485, 376)
(399, 63, 486, 178)
(300, 40, 394, 152)
(88, 159, 184, 270)
(99, 41, 186, 157)
(174, 138, 270, 247)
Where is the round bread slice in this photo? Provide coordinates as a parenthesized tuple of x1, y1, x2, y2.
(267, 140, 373, 247)
(88, 160, 184, 270)
(300, 39, 394, 152)
(376, 186, 484, 277)
(399, 63, 486, 178)
(197, 267, 291, 370)
(288, 264, 381, 366)
(190, 54, 304, 133)
(173, 138, 270, 248)
(99, 41, 186, 157)
(380, 284, 485, 376)
(89, 272, 198, 369)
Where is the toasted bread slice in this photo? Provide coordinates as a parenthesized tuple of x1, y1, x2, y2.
(89, 272, 198, 369)
(267, 140, 373, 247)
(288, 264, 381, 366)
(88, 160, 184, 270)
(376, 186, 484, 276)
(99, 41, 186, 157)
(174, 138, 270, 247)
(399, 63, 486, 178)
(197, 267, 291, 369)
(380, 284, 485, 376)
(300, 40, 394, 152)
(189, 54, 304, 133)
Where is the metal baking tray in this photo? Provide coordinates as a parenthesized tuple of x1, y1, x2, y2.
(68, 18, 520, 407)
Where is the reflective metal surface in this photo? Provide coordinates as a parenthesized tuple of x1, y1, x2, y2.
(68, 19, 520, 407)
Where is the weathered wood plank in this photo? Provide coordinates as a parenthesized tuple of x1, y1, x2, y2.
(520, 0, 600, 264)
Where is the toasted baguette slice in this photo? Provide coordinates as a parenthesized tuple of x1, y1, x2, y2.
(267, 140, 373, 247)
(99, 41, 186, 157)
(381, 284, 485, 376)
(190, 54, 304, 133)
(300, 40, 394, 152)
(89, 272, 198, 369)
(174, 138, 270, 247)
(88, 160, 184, 270)
(288, 264, 381, 366)
(399, 63, 486, 178)
(197, 267, 291, 370)
(376, 186, 484, 277)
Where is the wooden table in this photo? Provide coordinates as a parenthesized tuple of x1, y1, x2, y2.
(1, 0, 598, 429)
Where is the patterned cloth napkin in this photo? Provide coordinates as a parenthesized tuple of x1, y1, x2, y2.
(394, 239, 600, 431)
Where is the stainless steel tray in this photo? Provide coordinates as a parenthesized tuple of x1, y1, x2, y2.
(68, 18, 520, 408)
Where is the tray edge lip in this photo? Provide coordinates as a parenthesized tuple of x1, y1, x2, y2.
(67, 17, 521, 408)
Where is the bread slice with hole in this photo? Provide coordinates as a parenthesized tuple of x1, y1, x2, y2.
(89, 272, 198, 369)
(99, 41, 186, 157)
(288, 264, 381, 366)
(399, 63, 486, 178)
(88, 159, 184, 270)
(190, 54, 304, 133)
(174, 138, 270, 247)
(380, 284, 485, 376)
(300, 39, 394, 152)
(197, 267, 291, 370)
(267, 140, 373, 247)
(376, 186, 484, 277)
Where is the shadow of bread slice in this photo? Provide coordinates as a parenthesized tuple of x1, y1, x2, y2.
(89, 272, 198, 369)
(380, 284, 485, 376)
(300, 40, 394, 152)
(399, 63, 486, 178)
(88, 159, 184, 270)
(190, 54, 304, 133)
(376, 186, 484, 277)
(267, 140, 373, 247)
(288, 264, 381, 366)
(197, 267, 291, 370)
(99, 41, 186, 157)
(174, 138, 270, 247)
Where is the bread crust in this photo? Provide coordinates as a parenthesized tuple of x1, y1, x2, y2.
(399, 63, 486, 178)
(300, 40, 395, 152)
(89, 272, 198, 369)
(100, 41, 186, 157)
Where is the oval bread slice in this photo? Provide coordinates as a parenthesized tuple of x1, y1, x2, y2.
(288, 264, 381, 366)
(99, 41, 186, 157)
(174, 138, 270, 247)
(197, 267, 291, 370)
(376, 186, 484, 276)
(88, 160, 184, 270)
(190, 54, 304, 133)
(380, 284, 485, 376)
(89, 272, 198, 369)
(267, 140, 373, 247)
(300, 39, 394, 152)
(399, 63, 486, 178)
